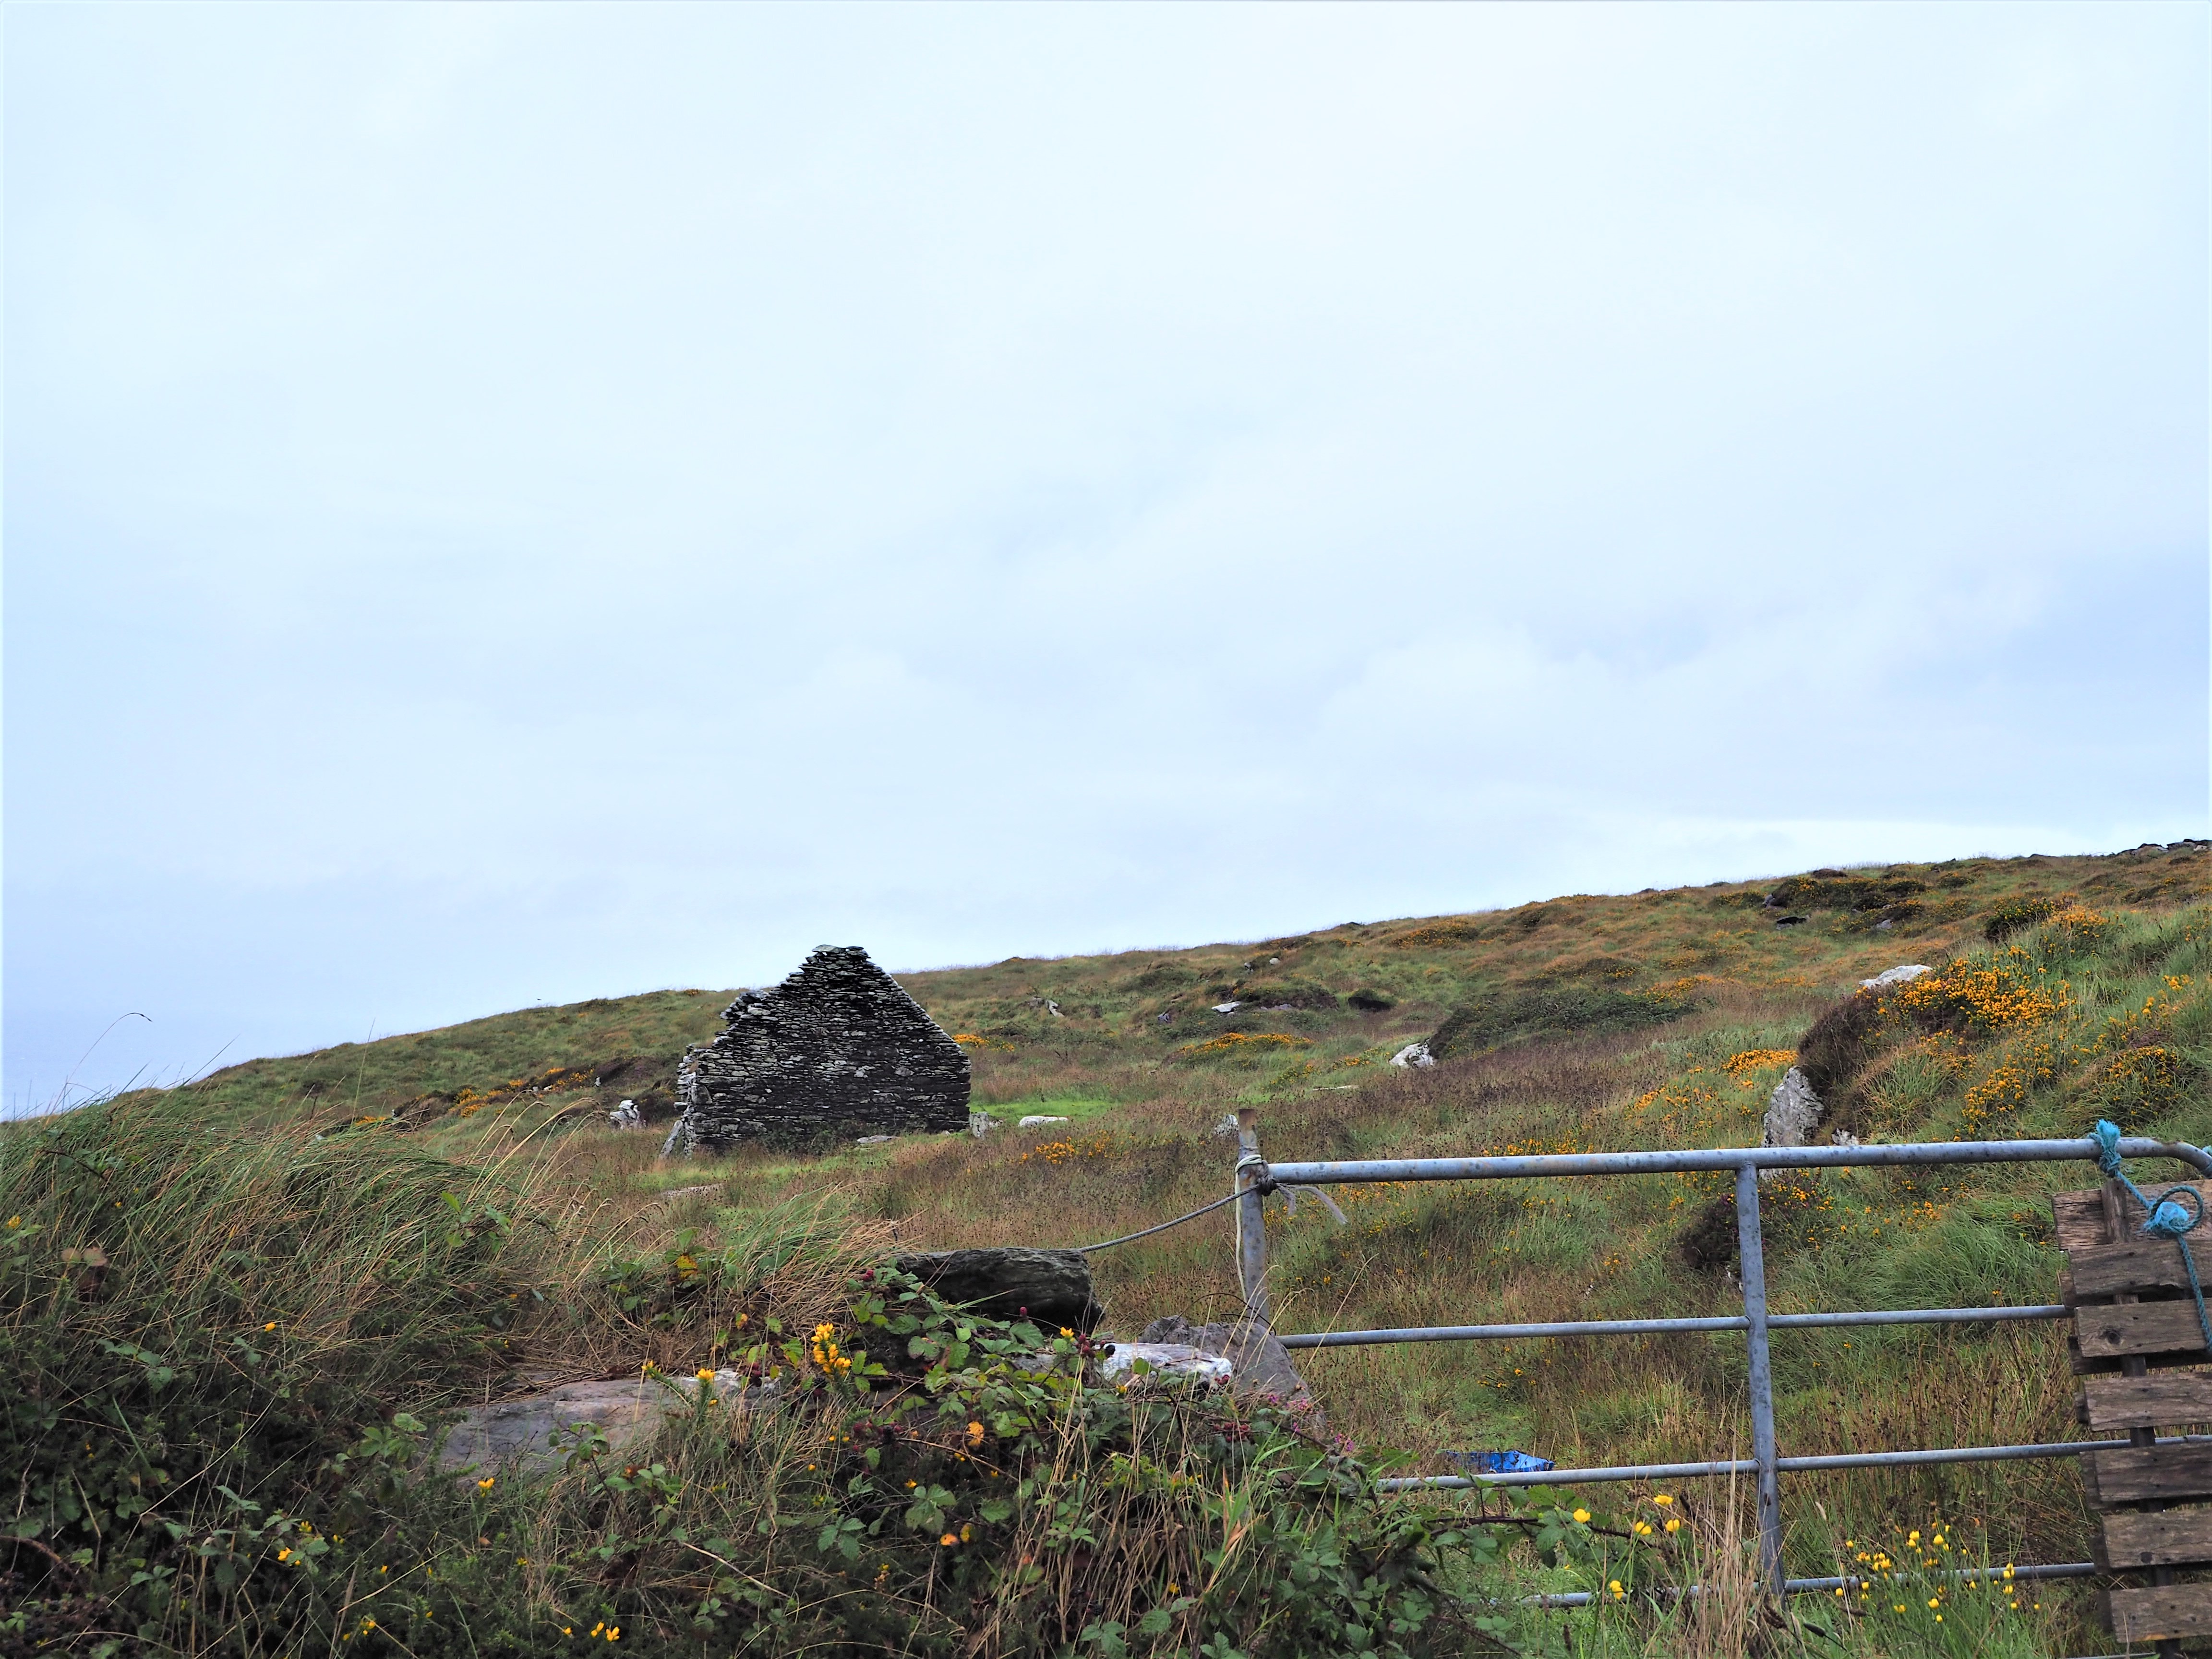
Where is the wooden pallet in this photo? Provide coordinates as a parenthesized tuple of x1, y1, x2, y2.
(2058, 1180, 2212, 1647)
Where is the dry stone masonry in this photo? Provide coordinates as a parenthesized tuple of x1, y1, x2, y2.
(663, 945, 970, 1153)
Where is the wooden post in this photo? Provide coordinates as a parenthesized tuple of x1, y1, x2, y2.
(1235, 1107, 1270, 1329)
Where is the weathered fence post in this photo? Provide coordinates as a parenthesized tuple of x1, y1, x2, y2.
(1235, 1107, 1271, 1328)
(1734, 1161, 1784, 1596)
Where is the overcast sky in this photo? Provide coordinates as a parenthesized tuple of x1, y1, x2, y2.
(7, 3, 2206, 1111)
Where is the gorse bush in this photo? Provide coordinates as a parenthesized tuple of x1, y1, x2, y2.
(1, 1098, 1491, 1658)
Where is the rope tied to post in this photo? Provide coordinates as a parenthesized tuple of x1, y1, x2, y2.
(2092, 1118, 2212, 1353)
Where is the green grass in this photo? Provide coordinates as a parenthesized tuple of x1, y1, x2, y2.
(16, 841, 2212, 1655)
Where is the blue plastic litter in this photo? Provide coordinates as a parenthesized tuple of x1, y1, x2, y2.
(1445, 1450, 1555, 1475)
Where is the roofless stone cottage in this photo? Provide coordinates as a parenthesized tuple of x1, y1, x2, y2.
(661, 945, 970, 1153)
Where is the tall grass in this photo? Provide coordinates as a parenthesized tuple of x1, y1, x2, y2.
(1, 1094, 1484, 1657)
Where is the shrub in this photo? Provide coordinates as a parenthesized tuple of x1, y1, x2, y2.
(1892, 953, 2067, 1034)
(1233, 981, 1341, 1012)
(1793, 993, 1889, 1097)
(1428, 986, 1693, 1063)
(1984, 892, 2074, 943)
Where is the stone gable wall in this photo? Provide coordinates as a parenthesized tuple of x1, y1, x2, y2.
(665, 946, 970, 1152)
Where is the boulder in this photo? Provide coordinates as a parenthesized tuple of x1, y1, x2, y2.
(1017, 1114, 1070, 1128)
(608, 1098, 642, 1130)
(897, 1246, 1102, 1333)
(1859, 964, 1931, 991)
(1390, 1043, 1435, 1069)
(1139, 1314, 1320, 1422)
(1763, 1066, 1825, 1147)
(435, 1371, 779, 1480)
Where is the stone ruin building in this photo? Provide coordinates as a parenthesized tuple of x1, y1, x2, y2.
(662, 945, 970, 1154)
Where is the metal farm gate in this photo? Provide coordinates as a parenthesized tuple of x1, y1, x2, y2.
(1218, 1114, 2212, 1647)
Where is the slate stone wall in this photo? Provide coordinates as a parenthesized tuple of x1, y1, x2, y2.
(664, 946, 970, 1153)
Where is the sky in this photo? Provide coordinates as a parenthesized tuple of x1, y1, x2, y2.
(7, 2, 2207, 1112)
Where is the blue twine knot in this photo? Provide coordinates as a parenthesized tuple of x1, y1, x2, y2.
(2092, 1118, 2211, 1351)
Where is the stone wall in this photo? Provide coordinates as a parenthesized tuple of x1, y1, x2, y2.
(664, 945, 970, 1153)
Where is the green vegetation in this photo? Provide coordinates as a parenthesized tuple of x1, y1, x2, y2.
(6, 842, 2209, 1655)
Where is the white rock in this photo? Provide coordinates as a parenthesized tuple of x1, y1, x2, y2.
(608, 1098, 642, 1129)
(855, 1134, 892, 1145)
(1860, 964, 1932, 991)
(1018, 1114, 1070, 1129)
(1390, 1043, 1435, 1069)
(1763, 1067, 1824, 1147)
(1094, 1342, 1234, 1389)
(1213, 1001, 1243, 1014)
(968, 1110, 998, 1139)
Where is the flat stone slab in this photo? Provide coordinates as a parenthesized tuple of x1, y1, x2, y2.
(435, 1370, 778, 1479)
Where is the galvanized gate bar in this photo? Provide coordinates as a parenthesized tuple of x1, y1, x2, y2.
(1376, 1435, 2212, 1491)
(1523, 1560, 2102, 1609)
(1262, 1134, 2212, 1186)
(1278, 1303, 2069, 1347)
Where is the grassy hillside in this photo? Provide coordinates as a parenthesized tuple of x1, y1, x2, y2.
(16, 841, 2212, 1656)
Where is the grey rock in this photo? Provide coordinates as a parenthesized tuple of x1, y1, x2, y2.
(898, 1245, 1102, 1332)
(436, 1371, 780, 1480)
(608, 1098, 642, 1129)
(1390, 1043, 1435, 1070)
(1763, 1066, 1825, 1148)
(968, 1110, 998, 1139)
(1139, 1314, 1321, 1424)
(664, 946, 969, 1153)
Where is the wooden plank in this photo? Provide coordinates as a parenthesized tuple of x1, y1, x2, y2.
(2080, 1371, 2212, 1430)
(2070, 1231, 2212, 1301)
(2104, 1579, 2212, 1643)
(2076, 1299, 2212, 1362)
(2099, 1508, 2212, 1570)
(2058, 1182, 2211, 1256)
(2087, 1443, 2212, 1507)
(2055, 1188, 2117, 1254)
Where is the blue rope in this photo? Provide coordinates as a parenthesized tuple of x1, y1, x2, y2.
(2092, 1118, 2212, 1353)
